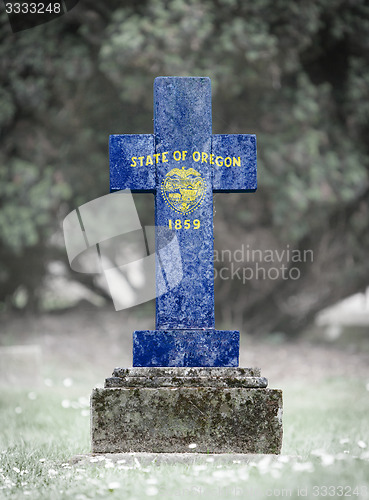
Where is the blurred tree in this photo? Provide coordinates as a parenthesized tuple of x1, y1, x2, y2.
(0, 0, 368, 333)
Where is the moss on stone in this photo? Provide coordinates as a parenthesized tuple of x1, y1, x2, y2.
(91, 384, 283, 454)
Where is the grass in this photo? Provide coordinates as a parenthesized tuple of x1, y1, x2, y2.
(0, 377, 369, 499)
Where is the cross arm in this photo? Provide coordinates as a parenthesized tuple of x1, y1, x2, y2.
(212, 134, 257, 192)
(109, 134, 156, 193)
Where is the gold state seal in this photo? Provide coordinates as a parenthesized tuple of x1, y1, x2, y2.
(161, 166, 206, 214)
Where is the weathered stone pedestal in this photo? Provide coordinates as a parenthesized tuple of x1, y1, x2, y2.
(91, 367, 283, 454)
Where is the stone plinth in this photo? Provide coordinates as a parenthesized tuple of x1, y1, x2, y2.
(133, 330, 240, 367)
(91, 368, 283, 454)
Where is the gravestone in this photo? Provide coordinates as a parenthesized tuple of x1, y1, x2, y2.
(91, 77, 283, 453)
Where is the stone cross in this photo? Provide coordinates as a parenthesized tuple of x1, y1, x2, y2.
(109, 77, 256, 367)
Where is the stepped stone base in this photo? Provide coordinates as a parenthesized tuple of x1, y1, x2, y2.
(91, 367, 283, 454)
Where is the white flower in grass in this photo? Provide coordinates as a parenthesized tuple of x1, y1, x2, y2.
(272, 461, 283, 470)
(48, 469, 58, 477)
(108, 482, 121, 491)
(188, 443, 197, 449)
(81, 410, 89, 417)
(4, 477, 14, 487)
(206, 457, 214, 463)
(193, 464, 207, 472)
(212, 469, 226, 479)
(256, 455, 272, 473)
(27, 392, 37, 400)
(44, 378, 53, 387)
(90, 458, 99, 463)
(15, 407, 22, 414)
(24, 491, 31, 496)
(358, 440, 367, 449)
(336, 453, 349, 460)
(13, 467, 20, 473)
(39, 459, 46, 463)
(146, 486, 159, 496)
(61, 400, 70, 409)
(311, 449, 325, 457)
(63, 378, 73, 387)
(116, 459, 126, 464)
(104, 461, 114, 469)
(321, 454, 335, 467)
(238, 467, 249, 481)
(146, 477, 158, 485)
(339, 438, 349, 444)
(292, 462, 314, 472)
(271, 468, 281, 479)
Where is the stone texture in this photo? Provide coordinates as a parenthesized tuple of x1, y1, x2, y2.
(133, 329, 239, 367)
(109, 134, 155, 193)
(154, 77, 214, 331)
(105, 376, 268, 388)
(91, 367, 282, 454)
(105, 366, 267, 388)
(107, 367, 266, 389)
(112, 367, 261, 377)
(91, 385, 282, 454)
(212, 134, 257, 192)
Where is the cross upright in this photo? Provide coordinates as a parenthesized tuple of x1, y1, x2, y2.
(110, 77, 256, 367)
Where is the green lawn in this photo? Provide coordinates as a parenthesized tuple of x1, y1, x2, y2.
(0, 378, 368, 499)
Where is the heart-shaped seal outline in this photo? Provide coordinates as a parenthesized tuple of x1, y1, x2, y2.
(161, 166, 206, 215)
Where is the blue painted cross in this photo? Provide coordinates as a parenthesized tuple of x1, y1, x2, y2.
(110, 77, 256, 367)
